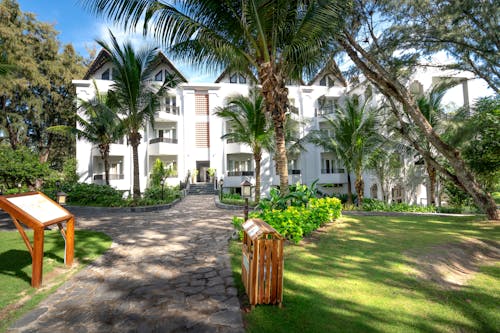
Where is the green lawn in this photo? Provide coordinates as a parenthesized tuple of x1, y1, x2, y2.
(0, 229, 112, 331)
(230, 215, 500, 332)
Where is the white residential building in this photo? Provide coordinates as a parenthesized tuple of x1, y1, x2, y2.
(73, 50, 489, 203)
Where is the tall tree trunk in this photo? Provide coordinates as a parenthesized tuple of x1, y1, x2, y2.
(355, 170, 364, 207)
(130, 132, 141, 200)
(337, 33, 499, 220)
(424, 156, 436, 206)
(258, 61, 289, 196)
(346, 172, 353, 205)
(100, 144, 111, 186)
(254, 152, 261, 204)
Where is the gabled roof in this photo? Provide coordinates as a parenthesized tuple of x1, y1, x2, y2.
(214, 68, 257, 83)
(83, 49, 187, 82)
(308, 60, 347, 87)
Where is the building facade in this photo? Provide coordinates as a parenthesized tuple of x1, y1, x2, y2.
(73, 51, 490, 203)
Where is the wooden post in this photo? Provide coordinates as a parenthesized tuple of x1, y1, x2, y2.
(244, 198, 249, 221)
(65, 216, 75, 266)
(32, 227, 45, 288)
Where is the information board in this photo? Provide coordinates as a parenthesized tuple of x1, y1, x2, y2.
(6, 193, 69, 224)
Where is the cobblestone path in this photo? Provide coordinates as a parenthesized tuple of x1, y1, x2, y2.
(7, 195, 244, 333)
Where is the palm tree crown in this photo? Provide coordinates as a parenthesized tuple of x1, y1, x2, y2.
(215, 89, 273, 203)
(97, 31, 174, 199)
(82, 0, 351, 196)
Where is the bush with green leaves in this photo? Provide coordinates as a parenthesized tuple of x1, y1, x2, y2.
(362, 198, 436, 213)
(57, 183, 125, 206)
(244, 196, 342, 243)
(143, 185, 181, 203)
(0, 145, 50, 190)
(258, 180, 319, 211)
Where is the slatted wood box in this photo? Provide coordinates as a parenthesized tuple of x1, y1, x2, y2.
(241, 218, 284, 308)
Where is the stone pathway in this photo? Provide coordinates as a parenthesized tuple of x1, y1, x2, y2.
(7, 195, 245, 333)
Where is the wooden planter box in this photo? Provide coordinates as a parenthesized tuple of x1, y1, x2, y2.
(241, 218, 284, 308)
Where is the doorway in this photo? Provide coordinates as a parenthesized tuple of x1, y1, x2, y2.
(196, 160, 210, 183)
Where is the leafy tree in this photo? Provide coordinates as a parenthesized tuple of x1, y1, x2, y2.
(0, 144, 50, 190)
(309, 95, 380, 206)
(332, 0, 499, 219)
(386, 0, 499, 94)
(445, 95, 500, 192)
(215, 89, 273, 203)
(0, 0, 85, 168)
(81, 0, 351, 196)
(96, 31, 178, 199)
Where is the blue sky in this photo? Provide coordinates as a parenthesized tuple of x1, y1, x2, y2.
(17, 0, 214, 82)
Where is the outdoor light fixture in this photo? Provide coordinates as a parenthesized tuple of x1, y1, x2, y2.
(55, 180, 67, 205)
(241, 180, 252, 198)
(219, 178, 224, 200)
(160, 178, 165, 200)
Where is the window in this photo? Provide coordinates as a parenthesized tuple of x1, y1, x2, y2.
(319, 76, 326, 86)
(101, 69, 110, 80)
(238, 74, 246, 84)
(227, 154, 254, 176)
(321, 153, 344, 173)
(155, 70, 163, 82)
(230, 74, 238, 83)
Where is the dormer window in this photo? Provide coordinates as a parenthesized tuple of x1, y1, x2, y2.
(238, 74, 246, 84)
(101, 69, 110, 80)
(319, 75, 335, 87)
(155, 70, 163, 82)
(230, 73, 238, 83)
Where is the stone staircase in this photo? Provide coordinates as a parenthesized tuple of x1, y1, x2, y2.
(188, 183, 216, 195)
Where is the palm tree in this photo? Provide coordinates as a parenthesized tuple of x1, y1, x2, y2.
(76, 82, 123, 185)
(310, 95, 380, 206)
(415, 81, 457, 206)
(81, 0, 350, 196)
(97, 31, 178, 199)
(215, 89, 273, 203)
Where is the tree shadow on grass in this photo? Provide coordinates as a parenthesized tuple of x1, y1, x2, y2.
(0, 249, 32, 283)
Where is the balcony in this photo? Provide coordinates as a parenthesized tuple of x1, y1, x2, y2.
(316, 106, 336, 117)
(321, 168, 345, 174)
(227, 171, 255, 177)
(149, 137, 178, 144)
(149, 138, 179, 155)
(93, 174, 125, 184)
(91, 143, 127, 157)
(155, 106, 180, 120)
(226, 142, 252, 154)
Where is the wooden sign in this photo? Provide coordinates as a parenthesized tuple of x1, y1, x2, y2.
(0, 192, 75, 288)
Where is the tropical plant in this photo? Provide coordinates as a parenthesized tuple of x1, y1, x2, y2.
(96, 31, 180, 199)
(215, 89, 273, 203)
(149, 158, 167, 188)
(309, 95, 380, 206)
(76, 82, 123, 185)
(414, 80, 459, 206)
(331, 0, 498, 219)
(81, 0, 351, 196)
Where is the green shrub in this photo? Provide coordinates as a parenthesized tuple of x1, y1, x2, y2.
(248, 196, 342, 243)
(143, 185, 181, 203)
(223, 192, 243, 200)
(361, 198, 436, 213)
(59, 183, 125, 206)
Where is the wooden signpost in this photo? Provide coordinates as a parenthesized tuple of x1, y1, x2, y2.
(0, 192, 75, 288)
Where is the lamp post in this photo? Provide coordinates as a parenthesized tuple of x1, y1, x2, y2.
(240, 180, 252, 199)
(160, 178, 165, 201)
(219, 178, 224, 201)
(55, 180, 67, 205)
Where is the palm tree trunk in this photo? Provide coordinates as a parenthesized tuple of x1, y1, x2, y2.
(355, 170, 364, 207)
(258, 62, 289, 196)
(99, 144, 111, 186)
(338, 33, 499, 220)
(424, 157, 436, 206)
(347, 172, 353, 205)
(254, 152, 262, 204)
(130, 132, 141, 200)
